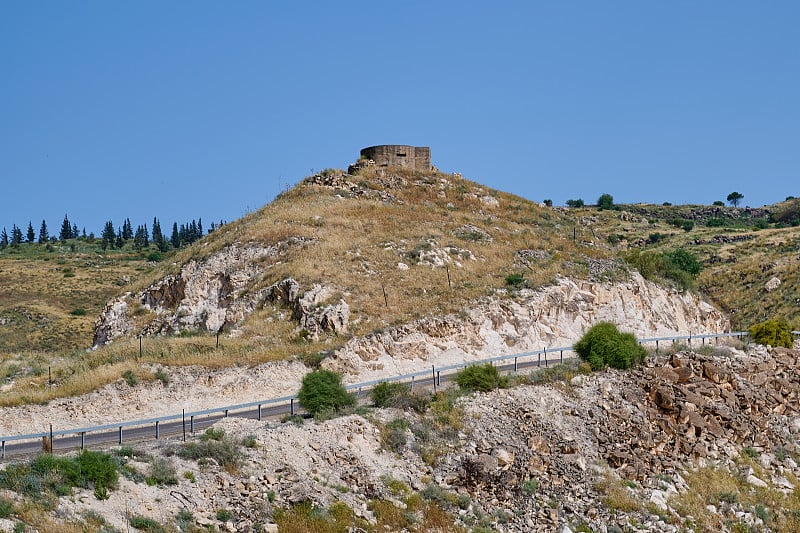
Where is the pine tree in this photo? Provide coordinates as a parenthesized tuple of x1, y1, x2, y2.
(0, 228, 8, 250)
(11, 224, 23, 246)
(197, 218, 203, 237)
(60, 214, 72, 241)
(72, 223, 78, 239)
(26, 222, 35, 243)
(38, 220, 49, 243)
(115, 227, 124, 249)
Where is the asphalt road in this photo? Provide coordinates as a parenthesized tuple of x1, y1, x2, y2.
(1, 353, 574, 460)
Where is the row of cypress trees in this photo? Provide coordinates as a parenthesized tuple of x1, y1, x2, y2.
(0, 215, 225, 252)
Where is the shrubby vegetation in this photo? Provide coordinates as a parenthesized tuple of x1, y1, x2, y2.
(574, 322, 646, 371)
(455, 363, 508, 392)
(0, 451, 119, 500)
(298, 370, 356, 417)
(624, 248, 702, 291)
(748, 318, 794, 349)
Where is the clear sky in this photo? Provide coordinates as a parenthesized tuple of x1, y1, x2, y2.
(2, 2, 798, 236)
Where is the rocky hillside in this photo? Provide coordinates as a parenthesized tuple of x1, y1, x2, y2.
(9, 340, 799, 533)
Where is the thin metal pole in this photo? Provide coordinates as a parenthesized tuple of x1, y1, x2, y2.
(290, 398, 295, 416)
(224, 409, 229, 418)
(190, 416, 195, 434)
(139, 337, 142, 357)
(560, 350, 563, 364)
(49, 424, 53, 453)
(437, 371, 440, 386)
(118, 426, 123, 445)
(514, 357, 518, 372)
(81, 432, 85, 450)
(1, 441, 4, 459)
(538, 352, 541, 367)
(544, 347, 548, 367)
(155, 421, 160, 439)
(432, 365, 437, 393)
(182, 410, 186, 442)
(411, 376, 415, 391)
(257, 404, 262, 421)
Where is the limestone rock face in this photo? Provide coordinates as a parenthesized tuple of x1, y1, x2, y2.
(325, 273, 728, 382)
(92, 242, 348, 347)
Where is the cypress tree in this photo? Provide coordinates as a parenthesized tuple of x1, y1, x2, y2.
(101, 220, 115, 251)
(0, 228, 8, 250)
(38, 220, 49, 243)
(26, 221, 35, 243)
(60, 214, 72, 241)
(171, 222, 180, 249)
(72, 223, 78, 239)
(115, 227, 124, 249)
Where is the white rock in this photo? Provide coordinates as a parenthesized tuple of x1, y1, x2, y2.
(747, 474, 768, 488)
(397, 262, 409, 270)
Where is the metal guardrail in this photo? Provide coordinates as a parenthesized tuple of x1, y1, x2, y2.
(1, 329, 797, 458)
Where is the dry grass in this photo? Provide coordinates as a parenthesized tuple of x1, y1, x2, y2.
(674, 458, 800, 532)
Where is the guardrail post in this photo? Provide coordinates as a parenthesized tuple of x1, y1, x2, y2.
(290, 399, 295, 416)
(224, 409, 229, 418)
(257, 404, 262, 421)
(514, 357, 518, 372)
(190, 416, 195, 434)
(118, 426, 123, 445)
(155, 421, 160, 439)
(437, 370, 440, 386)
(432, 365, 437, 393)
(560, 350, 563, 364)
(656, 340, 659, 352)
(544, 347, 548, 367)
(538, 352, 541, 367)
(182, 410, 186, 442)
(81, 432, 86, 451)
(2, 440, 5, 459)
(411, 376, 415, 391)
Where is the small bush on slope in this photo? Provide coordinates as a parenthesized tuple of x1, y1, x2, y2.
(574, 322, 646, 371)
(749, 318, 794, 348)
(298, 369, 356, 417)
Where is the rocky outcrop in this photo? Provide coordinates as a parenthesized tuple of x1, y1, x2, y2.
(92, 242, 348, 347)
(326, 272, 728, 383)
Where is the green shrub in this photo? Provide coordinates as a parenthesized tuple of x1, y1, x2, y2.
(0, 451, 119, 499)
(566, 198, 584, 208)
(297, 370, 356, 417)
(371, 381, 410, 408)
(455, 363, 508, 392)
(153, 368, 169, 386)
(69, 308, 87, 316)
(0, 497, 14, 518)
(505, 273, 527, 288)
(179, 432, 243, 472)
(216, 509, 232, 521)
(145, 457, 178, 486)
(574, 322, 646, 371)
(129, 516, 166, 532)
(122, 369, 138, 387)
(624, 249, 701, 291)
(748, 318, 794, 348)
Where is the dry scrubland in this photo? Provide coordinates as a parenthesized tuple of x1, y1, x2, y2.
(1, 169, 609, 405)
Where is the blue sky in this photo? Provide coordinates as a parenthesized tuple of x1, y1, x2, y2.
(2, 2, 798, 236)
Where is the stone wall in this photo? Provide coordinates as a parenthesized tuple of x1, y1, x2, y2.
(359, 145, 431, 171)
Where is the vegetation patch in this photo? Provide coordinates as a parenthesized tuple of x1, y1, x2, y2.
(455, 363, 508, 392)
(297, 369, 356, 418)
(748, 318, 794, 348)
(574, 322, 646, 371)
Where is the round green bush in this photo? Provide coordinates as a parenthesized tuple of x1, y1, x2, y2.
(748, 318, 794, 348)
(455, 363, 507, 392)
(298, 369, 356, 416)
(574, 322, 646, 371)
